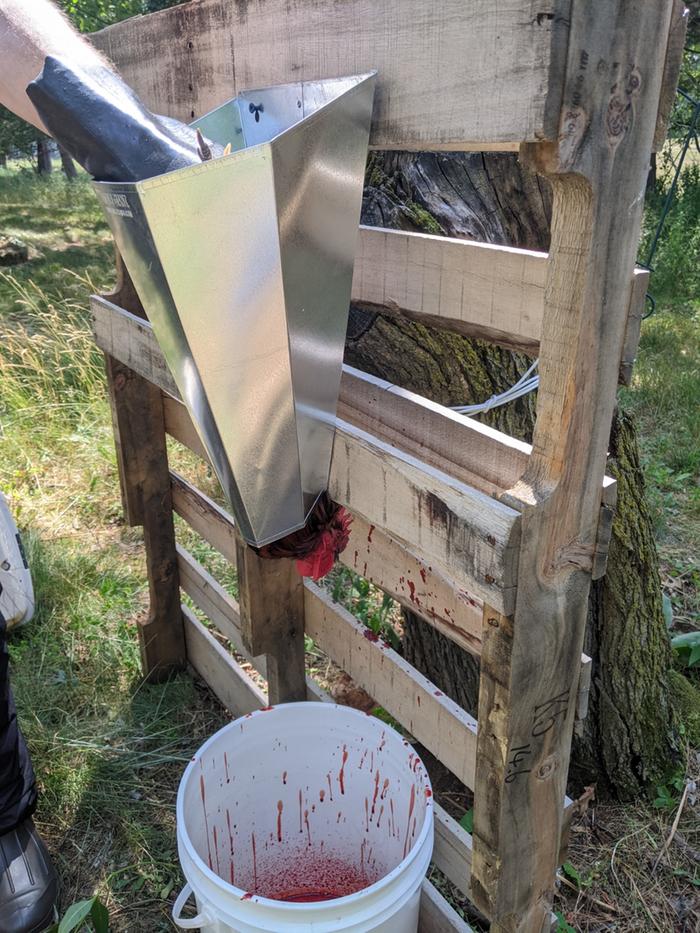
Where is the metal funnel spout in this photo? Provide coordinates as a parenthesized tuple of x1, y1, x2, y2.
(94, 73, 376, 546)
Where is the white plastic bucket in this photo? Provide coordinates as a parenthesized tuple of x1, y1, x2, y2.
(174, 702, 434, 932)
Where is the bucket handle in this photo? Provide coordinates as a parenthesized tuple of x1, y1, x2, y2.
(172, 882, 213, 929)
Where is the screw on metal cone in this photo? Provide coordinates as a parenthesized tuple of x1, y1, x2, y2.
(94, 73, 376, 546)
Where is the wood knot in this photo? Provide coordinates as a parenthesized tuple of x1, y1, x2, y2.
(536, 755, 559, 781)
(606, 95, 632, 141)
(606, 66, 641, 147)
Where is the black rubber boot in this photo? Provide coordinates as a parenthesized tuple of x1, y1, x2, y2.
(0, 819, 57, 933)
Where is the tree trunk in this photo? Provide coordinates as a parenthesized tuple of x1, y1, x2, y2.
(59, 146, 77, 180)
(36, 138, 52, 174)
(346, 151, 678, 799)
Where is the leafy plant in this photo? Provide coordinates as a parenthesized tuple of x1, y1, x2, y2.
(561, 860, 587, 888)
(671, 630, 700, 668)
(554, 911, 576, 933)
(673, 869, 700, 888)
(48, 896, 108, 933)
(371, 706, 405, 733)
(662, 592, 674, 629)
(653, 772, 686, 809)
(327, 566, 402, 651)
(458, 808, 473, 833)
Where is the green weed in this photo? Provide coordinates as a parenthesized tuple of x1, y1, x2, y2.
(49, 895, 109, 933)
(326, 564, 402, 651)
(640, 164, 700, 305)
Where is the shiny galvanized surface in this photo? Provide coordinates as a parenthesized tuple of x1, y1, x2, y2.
(94, 73, 375, 545)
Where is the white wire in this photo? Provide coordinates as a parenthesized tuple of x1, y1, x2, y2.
(451, 358, 539, 416)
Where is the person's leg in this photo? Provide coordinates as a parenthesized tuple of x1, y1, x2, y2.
(0, 611, 57, 932)
(0, 612, 37, 833)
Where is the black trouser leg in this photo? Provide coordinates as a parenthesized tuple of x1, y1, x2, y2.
(0, 613, 37, 834)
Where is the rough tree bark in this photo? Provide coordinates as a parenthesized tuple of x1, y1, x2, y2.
(59, 146, 77, 181)
(346, 151, 678, 799)
(36, 138, 52, 175)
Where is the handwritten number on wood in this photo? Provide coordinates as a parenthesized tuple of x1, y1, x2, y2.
(532, 690, 570, 737)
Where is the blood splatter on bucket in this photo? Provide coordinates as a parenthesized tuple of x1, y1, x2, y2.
(173, 703, 434, 932)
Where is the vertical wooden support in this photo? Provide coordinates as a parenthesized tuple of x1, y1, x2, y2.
(106, 357, 186, 678)
(472, 3, 675, 930)
(652, 0, 689, 153)
(234, 533, 307, 704)
(102, 257, 185, 679)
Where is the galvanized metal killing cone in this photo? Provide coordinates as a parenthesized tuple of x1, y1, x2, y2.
(94, 73, 376, 546)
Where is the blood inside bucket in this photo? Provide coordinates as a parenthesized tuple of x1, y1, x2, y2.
(247, 853, 376, 902)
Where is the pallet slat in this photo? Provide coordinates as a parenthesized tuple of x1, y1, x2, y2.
(93, 298, 521, 613)
(172, 468, 484, 657)
(180, 545, 330, 704)
(182, 604, 267, 712)
(353, 229, 648, 366)
(177, 545, 245, 652)
(420, 880, 474, 933)
(91, 0, 565, 150)
(354, 228, 544, 352)
(342, 366, 615, 513)
(304, 582, 478, 790)
(330, 419, 520, 612)
(345, 513, 483, 657)
(434, 804, 473, 898)
(340, 366, 530, 499)
(172, 472, 238, 564)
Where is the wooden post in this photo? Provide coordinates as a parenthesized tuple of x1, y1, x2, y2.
(471, 3, 676, 930)
(102, 258, 185, 679)
(234, 533, 307, 704)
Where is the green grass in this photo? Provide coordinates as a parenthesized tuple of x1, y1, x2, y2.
(0, 167, 229, 929)
(0, 162, 698, 930)
(622, 162, 700, 626)
(620, 305, 700, 534)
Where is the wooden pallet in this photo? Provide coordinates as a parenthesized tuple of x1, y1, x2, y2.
(90, 2, 686, 930)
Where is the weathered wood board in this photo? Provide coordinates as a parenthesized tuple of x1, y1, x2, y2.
(472, 1, 675, 927)
(182, 604, 266, 713)
(172, 467, 484, 656)
(353, 228, 545, 352)
(305, 581, 479, 790)
(92, 297, 522, 613)
(354, 230, 649, 370)
(91, 0, 567, 149)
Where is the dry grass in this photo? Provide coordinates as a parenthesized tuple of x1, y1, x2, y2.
(557, 780, 700, 932)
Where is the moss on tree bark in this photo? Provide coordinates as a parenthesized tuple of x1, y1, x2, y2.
(345, 151, 679, 799)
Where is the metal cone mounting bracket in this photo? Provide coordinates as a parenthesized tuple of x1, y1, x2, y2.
(94, 73, 376, 545)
